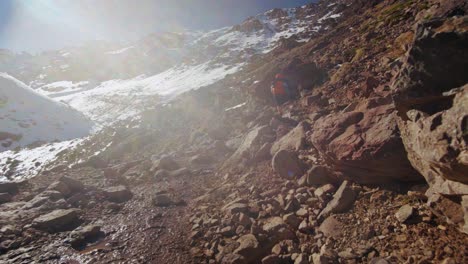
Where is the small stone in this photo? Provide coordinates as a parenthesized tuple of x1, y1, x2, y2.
(238, 213, 253, 227)
(60, 176, 85, 193)
(296, 208, 308, 217)
(338, 248, 356, 259)
(285, 198, 301, 212)
(234, 234, 259, 258)
(294, 253, 308, 264)
(224, 203, 249, 215)
(283, 213, 301, 228)
(437, 225, 447, 231)
(306, 166, 331, 185)
(312, 253, 331, 264)
(103, 185, 133, 203)
(69, 225, 103, 248)
(153, 194, 174, 207)
(441, 258, 456, 264)
(298, 219, 313, 233)
(263, 217, 286, 233)
(314, 184, 335, 199)
(318, 181, 356, 219)
(395, 234, 407, 242)
(48, 181, 71, 197)
(395, 204, 414, 223)
(221, 253, 246, 264)
(318, 216, 343, 238)
(369, 258, 390, 264)
(220, 226, 235, 237)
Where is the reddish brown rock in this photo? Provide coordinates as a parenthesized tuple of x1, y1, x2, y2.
(310, 103, 420, 184)
(272, 150, 305, 179)
(393, 16, 468, 233)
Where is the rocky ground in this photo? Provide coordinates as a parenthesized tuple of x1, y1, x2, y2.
(1, 0, 467, 263)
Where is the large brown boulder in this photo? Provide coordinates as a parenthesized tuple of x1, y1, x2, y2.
(393, 16, 468, 233)
(310, 101, 421, 184)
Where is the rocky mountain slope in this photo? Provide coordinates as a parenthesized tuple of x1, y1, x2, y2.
(0, 0, 467, 263)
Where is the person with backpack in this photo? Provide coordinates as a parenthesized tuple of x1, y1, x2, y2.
(271, 72, 292, 114)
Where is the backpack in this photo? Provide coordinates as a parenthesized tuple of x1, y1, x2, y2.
(271, 74, 290, 97)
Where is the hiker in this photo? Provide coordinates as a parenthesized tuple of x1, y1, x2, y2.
(271, 72, 292, 113)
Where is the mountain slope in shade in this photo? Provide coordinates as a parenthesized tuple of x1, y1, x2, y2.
(0, 73, 93, 152)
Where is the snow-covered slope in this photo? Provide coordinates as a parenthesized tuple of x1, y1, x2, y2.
(0, 73, 93, 152)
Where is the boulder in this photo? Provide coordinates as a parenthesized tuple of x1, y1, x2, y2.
(153, 194, 173, 207)
(48, 181, 71, 197)
(103, 186, 133, 203)
(310, 105, 421, 184)
(272, 150, 305, 179)
(318, 216, 343, 238)
(234, 234, 260, 259)
(270, 121, 309, 155)
(305, 166, 333, 185)
(153, 193, 184, 207)
(263, 217, 286, 233)
(393, 16, 468, 233)
(32, 209, 81, 233)
(224, 125, 274, 168)
(319, 181, 356, 219)
(60, 176, 85, 193)
(69, 224, 104, 249)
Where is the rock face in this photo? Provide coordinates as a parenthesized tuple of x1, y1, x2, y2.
(32, 209, 81, 233)
(393, 16, 468, 233)
(310, 102, 421, 184)
(271, 150, 305, 179)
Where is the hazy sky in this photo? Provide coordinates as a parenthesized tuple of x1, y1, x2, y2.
(0, 0, 312, 53)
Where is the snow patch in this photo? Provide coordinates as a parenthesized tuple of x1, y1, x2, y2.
(0, 138, 84, 182)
